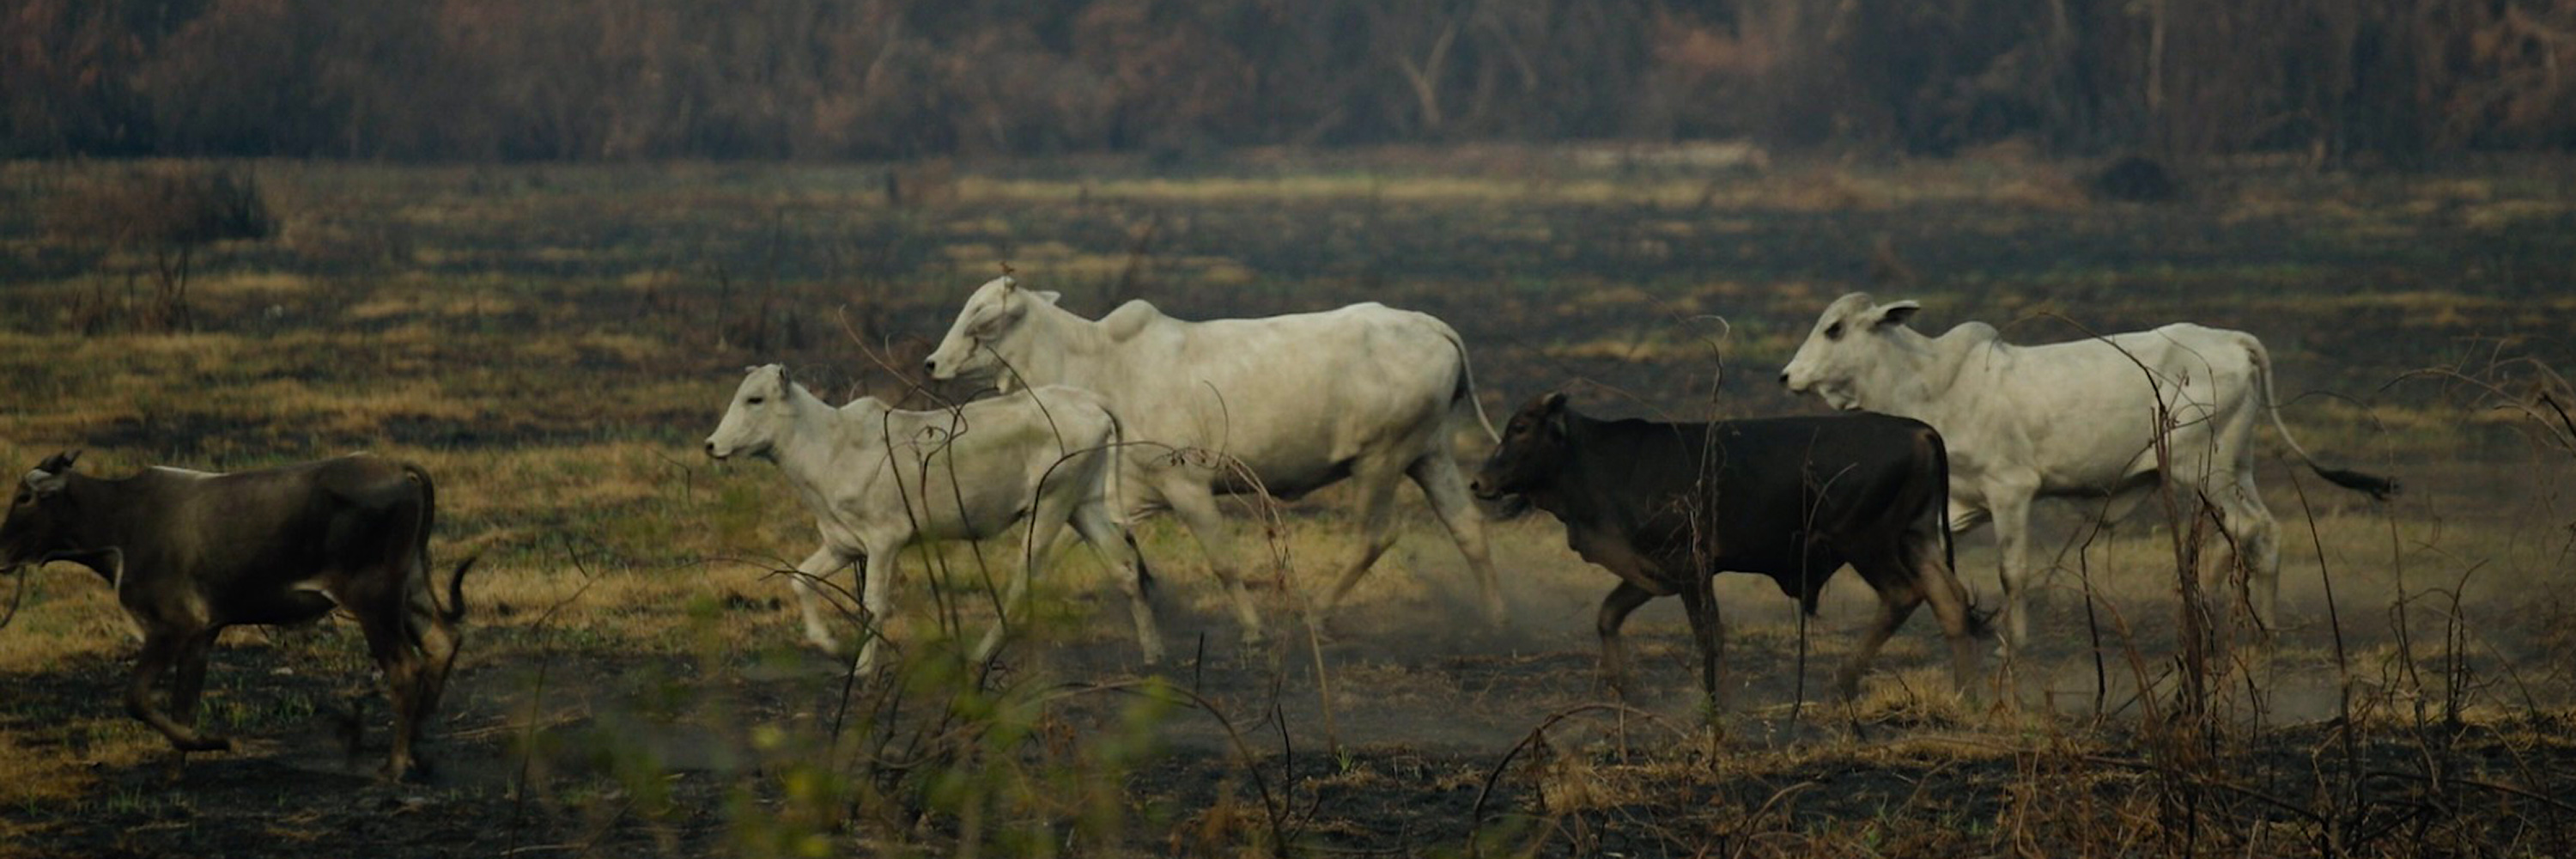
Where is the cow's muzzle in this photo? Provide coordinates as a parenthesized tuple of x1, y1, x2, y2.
(703, 440, 728, 460)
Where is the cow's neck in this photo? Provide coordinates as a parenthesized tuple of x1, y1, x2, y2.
(51, 474, 143, 583)
(772, 384, 872, 492)
(1854, 327, 1959, 422)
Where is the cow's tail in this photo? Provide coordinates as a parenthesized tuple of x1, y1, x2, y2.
(402, 463, 473, 629)
(2244, 335, 2399, 500)
(1924, 427, 1993, 640)
(1101, 409, 1154, 597)
(1433, 321, 1502, 444)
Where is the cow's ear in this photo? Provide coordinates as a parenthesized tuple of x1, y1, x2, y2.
(1873, 301, 1922, 329)
(35, 450, 76, 473)
(1032, 290, 1061, 305)
(1540, 392, 1570, 433)
(775, 365, 793, 396)
(25, 460, 70, 497)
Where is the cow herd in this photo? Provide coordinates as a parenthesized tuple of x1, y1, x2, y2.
(0, 277, 2396, 780)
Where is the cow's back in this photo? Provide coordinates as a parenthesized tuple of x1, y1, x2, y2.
(866, 387, 1118, 540)
(1929, 322, 2258, 490)
(1566, 414, 1938, 579)
(120, 454, 423, 605)
(1699, 415, 1941, 571)
(1090, 302, 1463, 491)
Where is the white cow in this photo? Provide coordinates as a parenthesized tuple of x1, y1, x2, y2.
(704, 364, 1161, 673)
(921, 277, 1504, 643)
(1780, 293, 2394, 650)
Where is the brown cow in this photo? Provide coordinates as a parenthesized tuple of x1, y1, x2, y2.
(0, 451, 473, 780)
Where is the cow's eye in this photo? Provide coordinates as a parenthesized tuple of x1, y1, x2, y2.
(1824, 322, 1845, 340)
(746, 396, 765, 405)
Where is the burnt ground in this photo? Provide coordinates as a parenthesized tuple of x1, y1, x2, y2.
(6, 576, 2573, 858)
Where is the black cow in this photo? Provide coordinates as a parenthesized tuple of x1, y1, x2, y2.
(0, 451, 474, 780)
(1469, 393, 1985, 704)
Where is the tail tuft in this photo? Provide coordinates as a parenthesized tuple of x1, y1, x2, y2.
(2316, 467, 2399, 502)
(1962, 596, 1998, 641)
(1123, 534, 1156, 599)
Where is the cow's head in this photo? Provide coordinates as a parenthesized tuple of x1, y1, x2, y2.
(2, 450, 81, 570)
(923, 276, 1060, 386)
(1779, 292, 1920, 411)
(1471, 393, 1572, 501)
(705, 365, 794, 461)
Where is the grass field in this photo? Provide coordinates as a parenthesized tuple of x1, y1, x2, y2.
(1, 149, 2573, 856)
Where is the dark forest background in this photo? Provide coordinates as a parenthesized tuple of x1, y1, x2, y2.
(6, 0, 2573, 162)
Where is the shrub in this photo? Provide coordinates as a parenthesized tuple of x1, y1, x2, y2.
(42, 164, 275, 331)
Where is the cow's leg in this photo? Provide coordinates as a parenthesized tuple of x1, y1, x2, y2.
(1318, 458, 1405, 624)
(346, 587, 431, 780)
(971, 497, 1077, 666)
(1824, 551, 1927, 701)
(1161, 479, 1267, 646)
(1593, 582, 1655, 696)
(1407, 454, 1507, 626)
(1676, 575, 1727, 716)
(1073, 502, 1165, 665)
(167, 627, 230, 755)
(787, 545, 853, 652)
(852, 549, 903, 676)
(1905, 527, 1985, 695)
(168, 627, 221, 733)
(411, 601, 461, 747)
(127, 627, 228, 753)
(1988, 489, 2039, 656)
(413, 549, 464, 717)
(1838, 583, 1922, 702)
(2208, 473, 2282, 637)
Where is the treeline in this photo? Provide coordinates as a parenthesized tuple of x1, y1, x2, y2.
(6, 0, 2572, 162)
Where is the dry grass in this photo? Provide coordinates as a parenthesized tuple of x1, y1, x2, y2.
(1, 155, 2571, 856)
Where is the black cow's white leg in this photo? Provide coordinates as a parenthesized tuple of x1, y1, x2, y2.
(1162, 479, 1266, 646)
(1072, 503, 1165, 665)
(788, 546, 852, 652)
(1320, 459, 1403, 622)
(1409, 454, 1507, 626)
(1593, 582, 1655, 695)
